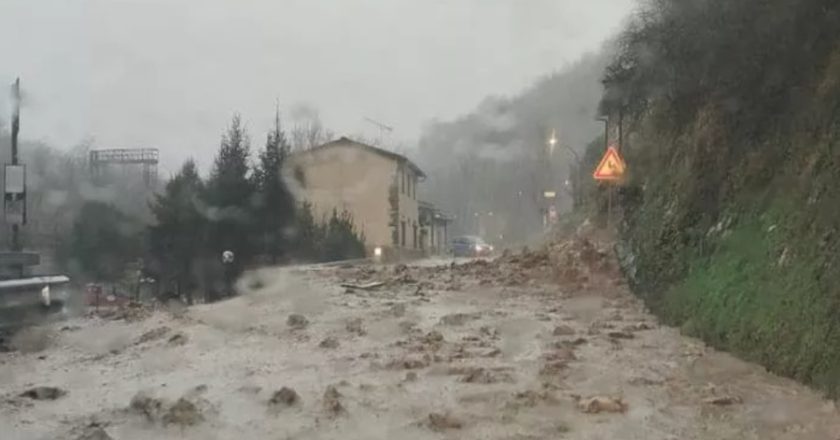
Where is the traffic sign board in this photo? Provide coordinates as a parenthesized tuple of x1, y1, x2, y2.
(593, 146, 626, 181)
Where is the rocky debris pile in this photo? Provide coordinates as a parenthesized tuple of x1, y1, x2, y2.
(333, 231, 622, 295)
(451, 366, 515, 384)
(492, 235, 621, 289)
(439, 312, 480, 326)
(20, 386, 66, 400)
(319, 336, 340, 349)
(95, 301, 153, 322)
(287, 314, 309, 330)
(68, 422, 113, 440)
(135, 326, 170, 345)
(573, 395, 628, 414)
(502, 387, 562, 413)
(322, 385, 346, 417)
(167, 332, 189, 346)
(427, 412, 463, 431)
(129, 388, 212, 427)
(269, 387, 300, 407)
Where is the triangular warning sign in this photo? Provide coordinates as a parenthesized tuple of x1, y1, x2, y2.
(593, 146, 626, 181)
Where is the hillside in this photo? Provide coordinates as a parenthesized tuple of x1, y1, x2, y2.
(416, 50, 611, 243)
(601, 0, 840, 396)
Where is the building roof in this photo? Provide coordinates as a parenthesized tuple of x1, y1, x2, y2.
(302, 137, 426, 178)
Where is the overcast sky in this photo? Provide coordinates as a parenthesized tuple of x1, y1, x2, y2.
(0, 0, 635, 170)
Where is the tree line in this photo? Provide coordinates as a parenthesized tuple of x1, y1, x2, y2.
(57, 112, 365, 303)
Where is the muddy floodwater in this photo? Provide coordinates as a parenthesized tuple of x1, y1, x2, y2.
(2, 253, 840, 439)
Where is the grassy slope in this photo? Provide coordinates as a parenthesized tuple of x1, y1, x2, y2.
(611, 45, 840, 396)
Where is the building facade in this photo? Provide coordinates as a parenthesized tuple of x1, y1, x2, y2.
(284, 137, 426, 256)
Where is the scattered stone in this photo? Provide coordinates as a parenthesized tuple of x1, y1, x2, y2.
(163, 398, 204, 427)
(703, 395, 743, 406)
(167, 332, 188, 346)
(628, 377, 665, 386)
(539, 361, 569, 377)
(72, 423, 113, 440)
(458, 367, 514, 384)
(553, 325, 575, 336)
(480, 326, 500, 339)
(623, 322, 655, 332)
(509, 390, 559, 408)
(20, 386, 66, 400)
(607, 331, 635, 340)
(345, 318, 366, 336)
(394, 264, 409, 274)
(482, 348, 502, 357)
(440, 313, 477, 326)
(136, 326, 170, 344)
(387, 355, 430, 370)
(574, 395, 628, 414)
(544, 347, 577, 363)
(237, 385, 262, 395)
(319, 337, 340, 349)
(287, 314, 309, 330)
(129, 392, 165, 422)
(428, 412, 463, 431)
(423, 331, 444, 344)
(186, 384, 208, 397)
(607, 311, 624, 321)
(269, 387, 300, 407)
(322, 385, 346, 417)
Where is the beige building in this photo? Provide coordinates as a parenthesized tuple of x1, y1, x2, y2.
(284, 137, 426, 255)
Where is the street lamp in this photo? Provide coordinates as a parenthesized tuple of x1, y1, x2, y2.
(548, 129, 557, 155)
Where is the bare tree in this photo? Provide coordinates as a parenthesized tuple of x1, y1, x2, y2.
(288, 105, 335, 151)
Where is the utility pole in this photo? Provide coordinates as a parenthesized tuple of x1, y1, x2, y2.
(10, 78, 21, 251)
(618, 107, 624, 154)
(595, 116, 612, 228)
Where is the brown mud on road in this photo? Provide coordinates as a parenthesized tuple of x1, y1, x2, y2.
(2, 239, 840, 439)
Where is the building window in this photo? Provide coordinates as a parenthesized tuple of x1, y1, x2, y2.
(413, 223, 418, 249)
(400, 169, 405, 194)
(401, 221, 406, 247)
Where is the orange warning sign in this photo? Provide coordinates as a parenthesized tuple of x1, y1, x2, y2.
(593, 146, 626, 181)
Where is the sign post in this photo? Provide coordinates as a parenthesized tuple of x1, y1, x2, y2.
(593, 145, 627, 228)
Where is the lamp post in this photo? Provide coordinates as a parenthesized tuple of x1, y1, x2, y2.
(549, 129, 583, 208)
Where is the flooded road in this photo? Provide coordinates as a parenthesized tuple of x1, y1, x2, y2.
(2, 253, 839, 439)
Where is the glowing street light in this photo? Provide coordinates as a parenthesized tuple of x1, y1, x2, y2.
(548, 129, 557, 155)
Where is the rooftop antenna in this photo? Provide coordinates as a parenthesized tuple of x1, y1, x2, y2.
(363, 117, 393, 146)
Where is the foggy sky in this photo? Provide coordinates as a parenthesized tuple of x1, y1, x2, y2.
(0, 0, 635, 171)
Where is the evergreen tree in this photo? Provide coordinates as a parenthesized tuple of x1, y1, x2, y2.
(58, 201, 143, 282)
(291, 202, 321, 261)
(148, 160, 205, 303)
(204, 114, 255, 264)
(320, 209, 366, 261)
(252, 107, 295, 263)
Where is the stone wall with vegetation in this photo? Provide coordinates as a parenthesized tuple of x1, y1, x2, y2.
(587, 0, 840, 397)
